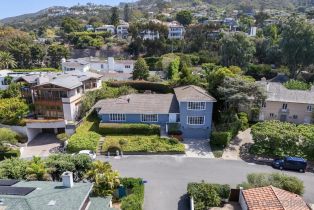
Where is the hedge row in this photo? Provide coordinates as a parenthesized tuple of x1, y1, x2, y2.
(121, 178, 145, 210)
(99, 123, 160, 135)
(210, 131, 232, 147)
(106, 81, 173, 93)
(67, 131, 100, 153)
(0, 150, 20, 161)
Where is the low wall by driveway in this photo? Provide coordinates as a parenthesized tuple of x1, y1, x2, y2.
(0, 123, 27, 136)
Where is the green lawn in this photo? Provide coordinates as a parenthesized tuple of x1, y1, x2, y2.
(102, 135, 185, 153)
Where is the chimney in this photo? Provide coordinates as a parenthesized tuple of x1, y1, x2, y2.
(108, 57, 115, 72)
(62, 171, 74, 188)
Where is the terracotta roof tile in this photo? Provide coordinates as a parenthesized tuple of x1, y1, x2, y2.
(242, 186, 310, 210)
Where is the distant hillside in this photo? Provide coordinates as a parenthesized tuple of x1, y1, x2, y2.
(0, 6, 67, 24)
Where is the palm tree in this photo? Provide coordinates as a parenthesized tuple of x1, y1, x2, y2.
(0, 51, 17, 69)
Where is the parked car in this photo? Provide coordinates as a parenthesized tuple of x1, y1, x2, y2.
(78, 150, 96, 160)
(272, 156, 307, 173)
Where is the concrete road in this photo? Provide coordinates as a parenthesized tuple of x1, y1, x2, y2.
(99, 155, 314, 210)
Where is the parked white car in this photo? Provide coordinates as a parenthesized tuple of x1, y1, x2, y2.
(78, 150, 96, 160)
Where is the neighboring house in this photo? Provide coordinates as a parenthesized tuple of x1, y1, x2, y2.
(239, 186, 310, 210)
(15, 71, 102, 141)
(223, 18, 238, 31)
(168, 21, 185, 40)
(100, 72, 132, 81)
(0, 70, 13, 90)
(85, 24, 94, 32)
(140, 29, 160, 40)
(0, 172, 114, 210)
(94, 85, 216, 139)
(117, 23, 129, 39)
(258, 81, 314, 124)
(95, 25, 115, 34)
(62, 57, 134, 74)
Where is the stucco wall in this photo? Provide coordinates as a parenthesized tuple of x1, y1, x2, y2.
(260, 101, 313, 124)
(26, 128, 42, 141)
(179, 102, 214, 139)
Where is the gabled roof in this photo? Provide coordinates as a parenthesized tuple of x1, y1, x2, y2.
(174, 85, 216, 102)
(242, 186, 310, 210)
(95, 94, 179, 114)
(0, 181, 93, 210)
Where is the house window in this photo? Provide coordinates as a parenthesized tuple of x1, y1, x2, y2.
(270, 113, 274, 117)
(187, 116, 205, 125)
(101, 64, 104, 69)
(261, 102, 266, 108)
(109, 114, 126, 122)
(307, 105, 313, 112)
(188, 102, 206, 110)
(125, 65, 130, 69)
(293, 115, 298, 119)
(282, 103, 288, 110)
(141, 114, 158, 122)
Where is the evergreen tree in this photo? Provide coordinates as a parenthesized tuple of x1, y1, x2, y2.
(111, 7, 120, 26)
(123, 4, 131, 22)
(133, 58, 149, 80)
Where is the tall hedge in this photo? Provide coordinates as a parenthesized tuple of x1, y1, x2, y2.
(211, 131, 232, 147)
(106, 81, 172, 93)
(99, 123, 160, 135)
(121, 178, 144, 210)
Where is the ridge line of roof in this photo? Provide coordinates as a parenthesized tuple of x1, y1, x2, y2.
(270, 185, 286, 210)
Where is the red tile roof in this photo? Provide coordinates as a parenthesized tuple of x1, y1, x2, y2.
(242, 186, 310, 210)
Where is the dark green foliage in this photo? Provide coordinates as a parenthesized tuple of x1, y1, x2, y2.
(133, 58, 150, 80)
(167, 123, 182, 135)
(238, 173, 304, 195)
(187, 182, 223, 210)
(211, 131, 232, 147)
(107, 81, 172, 93)
(61, 17, 82, 33)
(99, 123, 160, 135)
(111, 7, 120, 26)
(0, 158, 28, 179)
(283, 80, 311, 90)
(121, 178, 145, 210)
(0, 150, 20, 161)
(246, 64, 275, 80)
(176, 10, 193, 26)
(144, 57, 161, 71)
(47, 45, 70, 69)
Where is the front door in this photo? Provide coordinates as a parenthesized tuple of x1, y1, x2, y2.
(280, 114, 287, 122)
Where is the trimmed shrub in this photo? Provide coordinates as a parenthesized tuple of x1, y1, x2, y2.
(56, 133, 70, 142)
(187, 182, 222, 209)
(121, 178, 144, 210)
(106, 81, 172, 93)
(99, 123, 160, 135)
(284, 80, 311, 90)
(211, 184, 231, 199)
(238, 112, 249, 131)
(211, 131, 232, 147)
(0, 149, 20, 161)
(67, 132, 100, 153)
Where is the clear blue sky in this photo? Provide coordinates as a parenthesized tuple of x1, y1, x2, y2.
(0, 0, 135, 19)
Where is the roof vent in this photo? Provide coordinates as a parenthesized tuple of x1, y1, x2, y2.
(47, 200, 56, 206)
(62, 171, 74, 188)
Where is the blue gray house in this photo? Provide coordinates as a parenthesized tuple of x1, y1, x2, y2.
(94, 85, 216, 139)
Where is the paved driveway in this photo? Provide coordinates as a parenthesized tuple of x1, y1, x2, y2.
(100, 155, 314, 210)
(21, 133, 62, 158)
(184, 139, 214, 158)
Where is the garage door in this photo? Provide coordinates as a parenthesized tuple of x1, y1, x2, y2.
(42, 128, 55, 134)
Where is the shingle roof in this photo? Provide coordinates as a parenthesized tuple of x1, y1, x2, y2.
(95, 94, 179, 114)
(89, 197, 115, 210)
(0, 181, 93, 210)
(260, 82, 314, 104)
(174, 85, 216, 102)
(242, 186, 310, 210)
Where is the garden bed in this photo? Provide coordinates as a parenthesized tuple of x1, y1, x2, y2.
(102, 135, 185, 154)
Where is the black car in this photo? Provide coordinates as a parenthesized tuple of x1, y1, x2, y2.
(272, 156, 307, 173)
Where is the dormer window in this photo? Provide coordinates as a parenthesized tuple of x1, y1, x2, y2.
(188, 102, 206, 110)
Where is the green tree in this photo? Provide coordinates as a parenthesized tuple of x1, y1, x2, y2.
(111, 7, 120, 26)
(0, 98, 29, 125)
(85, 161, 120, 196)
(47, 45, 69, 69)
(0, 51, 17, 69)
(280, 17, 314, 79)
(220, 32, 256, 67)
(168, 57, 180, 81)
(207, 67, 235, 93)
(179, 64, 199, 85)
(30, 44, 45, 67)
(2, 82, 22, 98)
(133, 57, 149, 80)
(176, 10, 193, 26)
(124, 4, 131, 22)
(61, 17, 81, 33)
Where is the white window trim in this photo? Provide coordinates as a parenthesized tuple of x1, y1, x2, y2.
(187, 116, 205, 125)
(109, 113, 126, 122)
(141, 114, 158, 122)
(187, 101, 206, 111)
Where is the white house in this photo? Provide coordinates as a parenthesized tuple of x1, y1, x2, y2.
(117, 23, 129, 38)
(141, 29, 160, 40)
(95, 25, 115, 34)
(62, 57, 135, 74)
(168, 21, 185, 40)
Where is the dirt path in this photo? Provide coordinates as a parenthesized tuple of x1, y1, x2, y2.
(222, 128, 253, 160)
